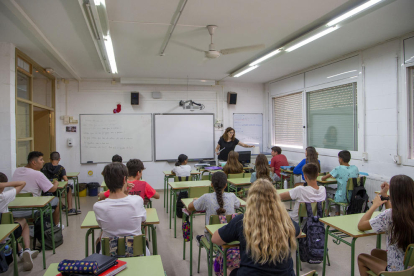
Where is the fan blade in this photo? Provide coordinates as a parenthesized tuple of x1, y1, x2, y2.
(170, 40, 205, 53)
(220, 44, 265, 55)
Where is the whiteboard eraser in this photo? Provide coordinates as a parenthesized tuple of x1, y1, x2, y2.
(87, 161, 93, 163)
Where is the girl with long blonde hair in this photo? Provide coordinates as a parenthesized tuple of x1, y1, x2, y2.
(223, 151, 243, 175)
(212, 179, 300, 276)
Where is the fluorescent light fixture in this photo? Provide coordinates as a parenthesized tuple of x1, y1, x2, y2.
(120, 78, 215, 86)
(327, 0, 382, 27)
(103, 35, 118, 74)
(327, 70, 357, 78)
(285, 26, 338, 52)
(249, 49, 282, 66)
(233, 65, 259, 78)
(94, 0, 105, 6)
(275, 144, 303, 149)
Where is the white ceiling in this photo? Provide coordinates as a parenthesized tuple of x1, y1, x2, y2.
(0, 0, 413, 83)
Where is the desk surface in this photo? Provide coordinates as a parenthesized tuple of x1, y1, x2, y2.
(44, 255, 165, 276)
(181, 197, 246, 209)
(81, 208, 160, 229)
(66, 172, 80, 177)
(168, 180, 211, 189)
(320, 211, 382, 238)
(0, 224, 19, 243)
(9, 196, 54, 208)
(316, 176, 337, 184)
(227, 178, 251, 186)
(205, 224, 239, 247)
(163, 170, 201, 176)
(57, 181, 68, 189)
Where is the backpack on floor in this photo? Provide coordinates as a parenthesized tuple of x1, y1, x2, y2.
(214, 214, 240, 276)
(176, 190, 188, 219)
(346, 178, 369, 215)
(298, 202, 325, 264)
(34, 213, 63, 250)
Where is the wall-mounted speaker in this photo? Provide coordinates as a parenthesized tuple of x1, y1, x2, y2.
(227, 92, 237, 105)
(131, 92, 139, 105)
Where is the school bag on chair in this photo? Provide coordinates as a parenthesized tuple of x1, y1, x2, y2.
(346, 177, 369, 215)
(298, 202, 325, 264)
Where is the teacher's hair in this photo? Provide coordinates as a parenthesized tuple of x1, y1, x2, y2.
(222, 127, 235, 141)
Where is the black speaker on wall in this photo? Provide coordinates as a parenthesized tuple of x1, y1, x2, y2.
(227, 92, 237, 105)
(131, 92, 139, 105)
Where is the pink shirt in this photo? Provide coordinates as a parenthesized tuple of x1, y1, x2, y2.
(12, 167, 53, 197)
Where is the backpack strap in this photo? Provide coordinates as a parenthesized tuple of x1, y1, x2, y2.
(316, 202, 323, 218)
(124, 236, 134, 257)
(305, 203, 313, 218)
(178, 176, 189, 181)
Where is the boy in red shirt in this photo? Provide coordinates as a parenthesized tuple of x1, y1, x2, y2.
(270, 146, 289, 182)
(99, 159, 160, 204)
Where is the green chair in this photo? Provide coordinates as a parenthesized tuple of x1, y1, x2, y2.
(243, 172, 252, 178)
(1, 212, 24, 248)
(366, 244, 414, 276)
(227, 173, 244, 194)
(326, 176, 366, 215)
(16, 192, 33, 197)
(201, 175, 210, 180)
(101, 235, 146, 257)
(302, 271, 318, 276)
(174, 176, 191, 182)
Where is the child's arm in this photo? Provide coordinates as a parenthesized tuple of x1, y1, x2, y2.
(321, 173, 332, 181)
(380, 182, 392, 209)
(293, 159, 305, 175)
(62, 175, 68, 182)
(279, 191, 292, 201)
(47, 180, 59, 193)
(0, 181, 26, 194)
(358, 194, 387, 231)
(152, 191, 160, 199)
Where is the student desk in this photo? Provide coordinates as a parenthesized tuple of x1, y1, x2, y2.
(8, 196, 56, 269)
(181, 197, 246, 276)
(67, 172, 80, 212)
(316, 176, 337, 185)
(163, 170, 201, 213)
(56, 181, 68, 227)
(320, 211, 383, 276)
(44, 255, 166, 276)
(276, 188, 294, 204)
(227, 178, 251, 186)
(0, 224, 20, 276)
(81, 208, 159, 257)
(168, 180, 211, 237)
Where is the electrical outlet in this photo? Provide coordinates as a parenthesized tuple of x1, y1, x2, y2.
(394, 155, 402, 165)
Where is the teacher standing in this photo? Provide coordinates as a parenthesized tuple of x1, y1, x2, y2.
(216, 127, 255, 161)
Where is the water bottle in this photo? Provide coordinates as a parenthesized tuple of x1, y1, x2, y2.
(4, 245, 13, 265)
(284, 179, 288, 189)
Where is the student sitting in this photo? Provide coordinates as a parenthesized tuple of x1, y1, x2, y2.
(357, 175, 414, 274)
(188, 171, 240, 242)
(223, 151, 243, 176)
(12, 151, 62, 228)
(321, 150, 359, 215)
(112, 154, 122, 163)
(250, 154, 272, 183)
(172, 154, 191, 177)
(93, 162, 149, 255)
(98, 159, 160, 204)
(0, 173, 38, 271)
(280, 163, 326, 223)
(212, 178, 300, 276)
(41, 151, 80, 215)
(293, 146, 320, 184)
(270, 146, 289, 182)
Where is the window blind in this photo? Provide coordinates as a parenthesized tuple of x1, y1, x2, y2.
(307, 82, 358, 151)
(273, 92, 303, 148)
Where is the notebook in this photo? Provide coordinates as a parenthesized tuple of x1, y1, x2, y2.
(57, 254, 118, 276)
(204, 166, 222, 170)
(98, 260, 127, 276)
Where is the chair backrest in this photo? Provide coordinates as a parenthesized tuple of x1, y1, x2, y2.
(298, 202, 325, 219)
(201, 175, 210, 180)
(404, 243, 414, 269)
(346, 176, 366, 191)
(174, 176, 190, 182)
(16, 192, 33, 198)
(0, 212, 14, 224)
(227, 173, 244, 179)
(243, 173, 252, 178)
(209, 213, 241, 225)
(379, 265, 414, 276)
(189, 186, 210, 198)
(101, 235, 146, 257)
(301, 271, 318, 276)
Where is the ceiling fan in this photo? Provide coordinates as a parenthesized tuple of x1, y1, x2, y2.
(176, 25, 265, 60)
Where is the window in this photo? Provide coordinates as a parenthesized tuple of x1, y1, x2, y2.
(273, 92, 303, 148)
(307, 82, 358, 151)
(410, 67, 414, 159)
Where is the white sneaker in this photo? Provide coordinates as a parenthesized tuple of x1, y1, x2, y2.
(29, 249, 39, 259)
(55, 223, 65, 230)
(22, 250, 33, 271)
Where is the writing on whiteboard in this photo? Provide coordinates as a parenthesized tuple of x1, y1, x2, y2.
(233, 114, 263, 152)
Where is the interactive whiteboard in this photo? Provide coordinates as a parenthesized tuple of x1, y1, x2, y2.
(233, 113, 263, 152)
(80, 114, 152, 163)
(154, 113, 215, 161)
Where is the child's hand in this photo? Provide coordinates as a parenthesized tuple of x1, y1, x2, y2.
(127, 182, 134, 191)
(372, 194, 387, 208)
(380, 182, 389, 196)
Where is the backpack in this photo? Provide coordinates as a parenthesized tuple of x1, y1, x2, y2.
(176, 178, 189, 219)
(346, 178, 369, 215)
(213, 214, 240, 276)
(34, 213, 63, 250)
(298, 202, 325, 264)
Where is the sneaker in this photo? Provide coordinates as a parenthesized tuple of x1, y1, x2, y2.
(76, 209, 82, 214)
(68, 209, 76, 216)
(61, 205, 66, 211)
(196, 235, 203, 247)
(17, 249, 23, 262)
(22, 250, 33, 271)
(29, 249, 39, 259)
(55, 223, 65, 230)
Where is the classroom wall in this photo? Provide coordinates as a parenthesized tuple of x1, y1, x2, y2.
(0, 42, 16, 180)
(55, 80, 264, 189)
(264, 37, 414, 200)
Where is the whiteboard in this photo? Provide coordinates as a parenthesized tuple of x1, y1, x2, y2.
(233, 113, 263, 152)
(80, 114, 152, 163)
(154, 114, 215, 161)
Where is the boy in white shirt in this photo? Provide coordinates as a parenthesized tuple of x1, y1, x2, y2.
(172, 154, 192, 178)
(280, 163, 326, 223)
(0, 173, 39, 271)
(93, 162, 149, 255)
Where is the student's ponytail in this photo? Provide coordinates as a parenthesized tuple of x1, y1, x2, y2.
(175, 154, 188, 166)
(212, 172, 227, 215)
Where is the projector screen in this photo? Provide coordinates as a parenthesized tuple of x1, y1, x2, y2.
(154, 113, 215, 161)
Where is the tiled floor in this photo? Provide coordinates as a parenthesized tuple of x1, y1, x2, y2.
(5, 192, 384, 276)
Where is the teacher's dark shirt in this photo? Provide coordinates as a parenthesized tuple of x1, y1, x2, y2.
(218, 137, 239, 161)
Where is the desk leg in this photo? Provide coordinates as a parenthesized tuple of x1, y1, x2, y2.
(174, 191, 177, 238)
(164, 176, 167, 209)
(208, 237, 213, 276)
(152, 225, 157, 255)
(322, 225, 329, 276)
(91, 229, 95, 254)
(58, 191, 63, 230)
(166, 180, 169, 214)
(73, 178, 78, 213)
(76, 177, 80, 211)
(85, 228, 95, 257)
(169, 189, 173, 229)
(376, 234, 381, 249)
(351, 238, 356, 276)
(40, 207, 46, 269)
(49, 204, 56, 255)
(189, 213, 193, 276)
(65, 188, 69, 226)
(10, 232, 17, 276)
